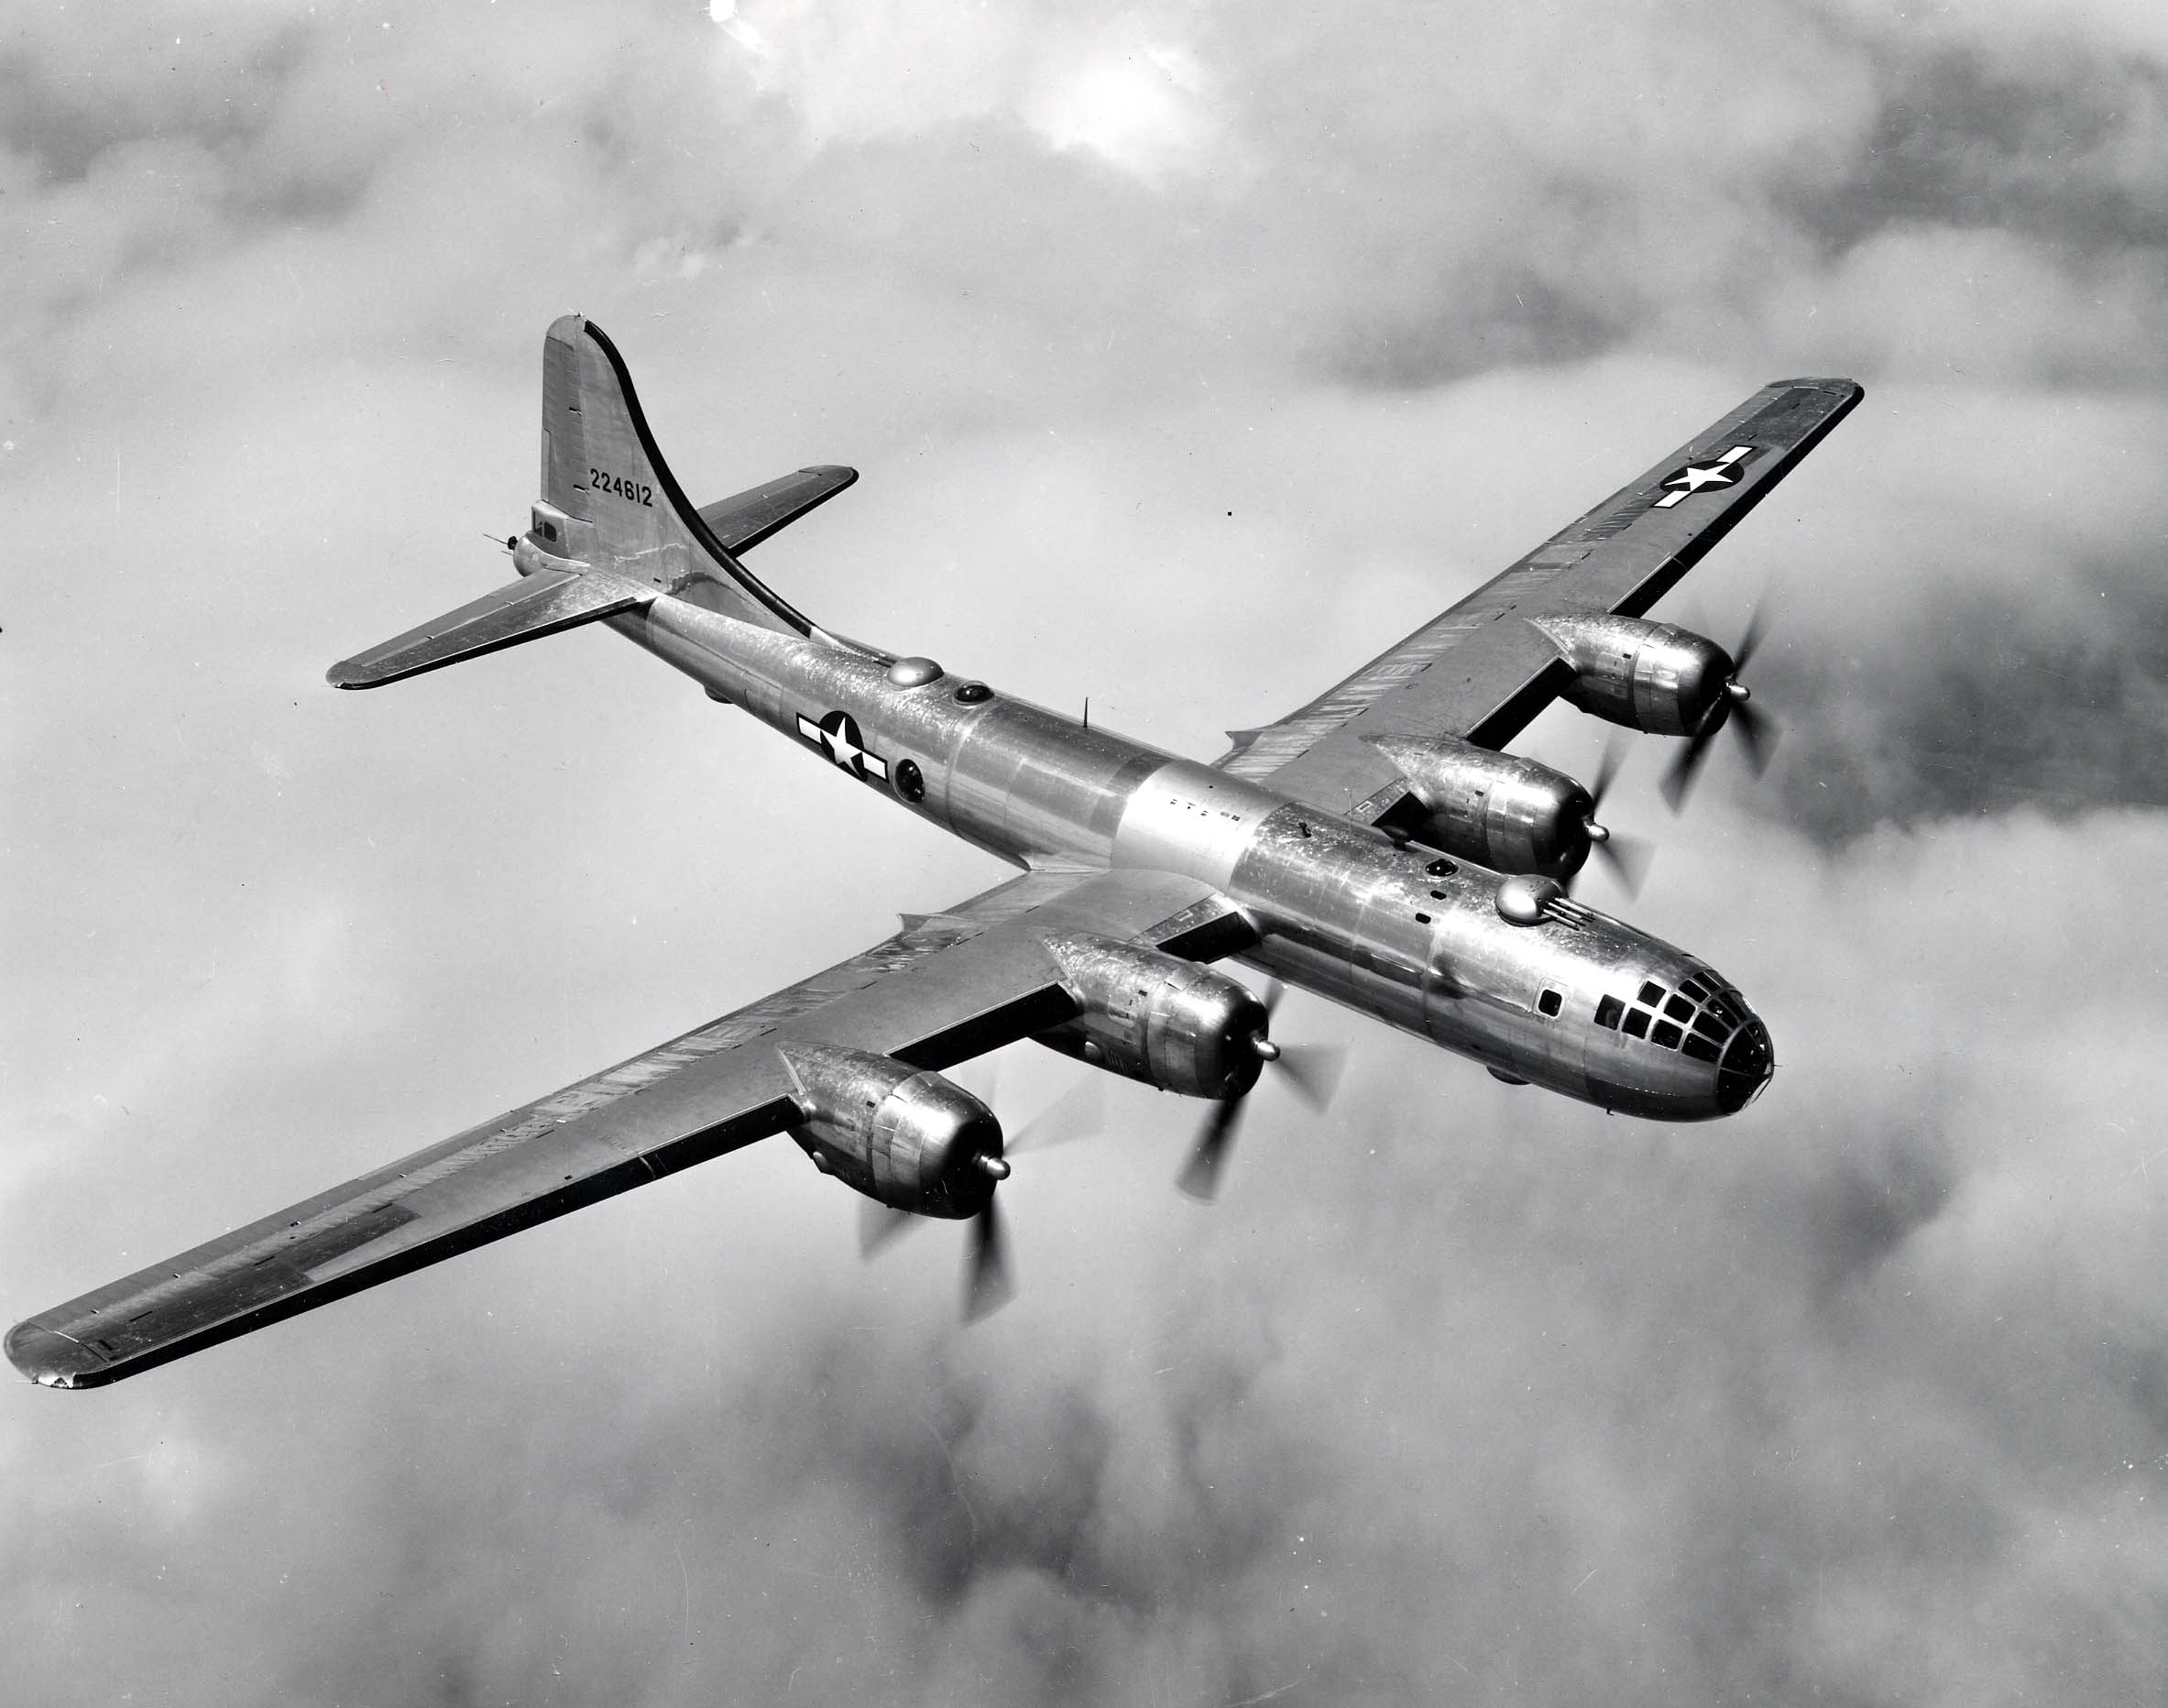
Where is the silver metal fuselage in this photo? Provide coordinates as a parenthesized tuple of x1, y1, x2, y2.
(621, 596, 1773, 1122)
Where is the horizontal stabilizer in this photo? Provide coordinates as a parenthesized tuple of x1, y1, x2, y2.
(327, 568, 652, 689)
(696, 465, 858, 554)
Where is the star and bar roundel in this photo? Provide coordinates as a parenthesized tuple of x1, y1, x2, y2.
(1654, 443, 1757, 509)
(797, 708, 890, 783)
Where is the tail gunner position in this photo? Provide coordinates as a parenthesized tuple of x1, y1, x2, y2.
(7, 318, 1857, 1387)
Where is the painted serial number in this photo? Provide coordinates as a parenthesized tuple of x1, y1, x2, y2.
(589, 467, 653, 507)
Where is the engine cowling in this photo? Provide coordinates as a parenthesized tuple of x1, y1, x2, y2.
(1036, 936, 1270, 1099)
(1367, 734, 1597, 879)
(1530, 614, 1737, 738)
(779, 1041, 1005, 1219)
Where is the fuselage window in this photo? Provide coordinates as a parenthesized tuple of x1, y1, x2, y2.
(1538, 988, 1562, 1017)
(1663, 994, 1694, 1023)
(1594, 994, 1624, 1029)
(1622, 1008, 1651, 1039)
(1426, 858, 1456, 878)
(1652, 1020, 1683, 1049)
(1414, 912, 1432, 925)
(1638, 980, 1665, 1007)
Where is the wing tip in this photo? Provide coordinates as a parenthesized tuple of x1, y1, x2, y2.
(1767, 376, 1865, 400)
(5, 1319, 102, 1389)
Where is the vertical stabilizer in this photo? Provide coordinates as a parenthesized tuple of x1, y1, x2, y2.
(530, 315, 823, 640)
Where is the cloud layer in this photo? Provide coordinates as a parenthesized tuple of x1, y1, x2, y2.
(5, 4, 2165, 1703)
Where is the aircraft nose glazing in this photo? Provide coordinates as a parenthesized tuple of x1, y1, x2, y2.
(1714, 1016, 1775, 1112)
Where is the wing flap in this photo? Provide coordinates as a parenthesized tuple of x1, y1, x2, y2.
(6, 866, 1234, 1388)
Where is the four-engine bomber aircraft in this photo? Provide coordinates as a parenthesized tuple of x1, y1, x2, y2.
(7, 317, 1860, 1387)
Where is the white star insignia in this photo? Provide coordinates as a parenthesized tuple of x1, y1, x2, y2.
(797, 711, 890, 783)
(1655, 444, 1754, 509)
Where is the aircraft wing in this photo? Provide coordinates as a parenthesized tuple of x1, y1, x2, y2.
(6, 865, 1246, 1389)
(1215, 378, 1862, 816)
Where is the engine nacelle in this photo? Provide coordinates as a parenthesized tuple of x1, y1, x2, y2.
(1530, 614, 1736, 738)
(779, 1041, 1005, 1219)
(1366, 734, 1596, 879)
(1036, 936, 1270, 1100)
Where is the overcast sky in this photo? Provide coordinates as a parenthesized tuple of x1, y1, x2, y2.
(5, 4, 2166, 1703)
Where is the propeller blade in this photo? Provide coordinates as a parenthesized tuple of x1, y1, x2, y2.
(1730, 695, 1778, 777)
(1010, 1073, 1107, 1154)
(1565, 736, 1643, 894)
(859, 1199, 916, 1260)
(963, 1200, 1013, 1321)
(1588, 735, 1627, 809)
(1593, 829, 1653, 897)
(1177, 1094, 1247, 1201)
(1274, 1041, 1346, 1111)
(1660, 728, 1719, 813)
(1733, 598, 1770, 673)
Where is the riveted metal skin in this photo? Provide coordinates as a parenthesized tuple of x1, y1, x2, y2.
(627, 597, 1773, 1122)
(1530, 614, 1735, 739)
(778, 1041, 1003, 1219)
(1036, 935, 1270, 1100)
(1367, 734, 1598, 879)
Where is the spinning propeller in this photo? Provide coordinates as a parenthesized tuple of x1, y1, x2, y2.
(1661, 603, 1779, 812)
(962, 1176, 1012, 1321)
(863, 978, 1346, 1311)
(857, 1065, 1107, 1320)
(1177, 980, 1345, 1201)
(1571, 739, 1653, 898)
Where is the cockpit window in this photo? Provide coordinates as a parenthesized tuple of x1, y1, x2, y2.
(1595, 994, 1624, 1030)
(1663, 994, 1694, 1023)
(1682, 1034, 1720, 1063)
(1680, 977, 1708, 1001)
(1692, 1010, 1727, 1042)
(1538, 988, 1562, 1017)
(1651, 1020, 1683, 1049)
(1638, 980, 1665, 1007)
(1622, 1008, 1650, 1039)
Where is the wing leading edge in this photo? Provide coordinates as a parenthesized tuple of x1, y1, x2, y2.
(7, 866, 1245, 1389)
(1217, 378, 1861, 816)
